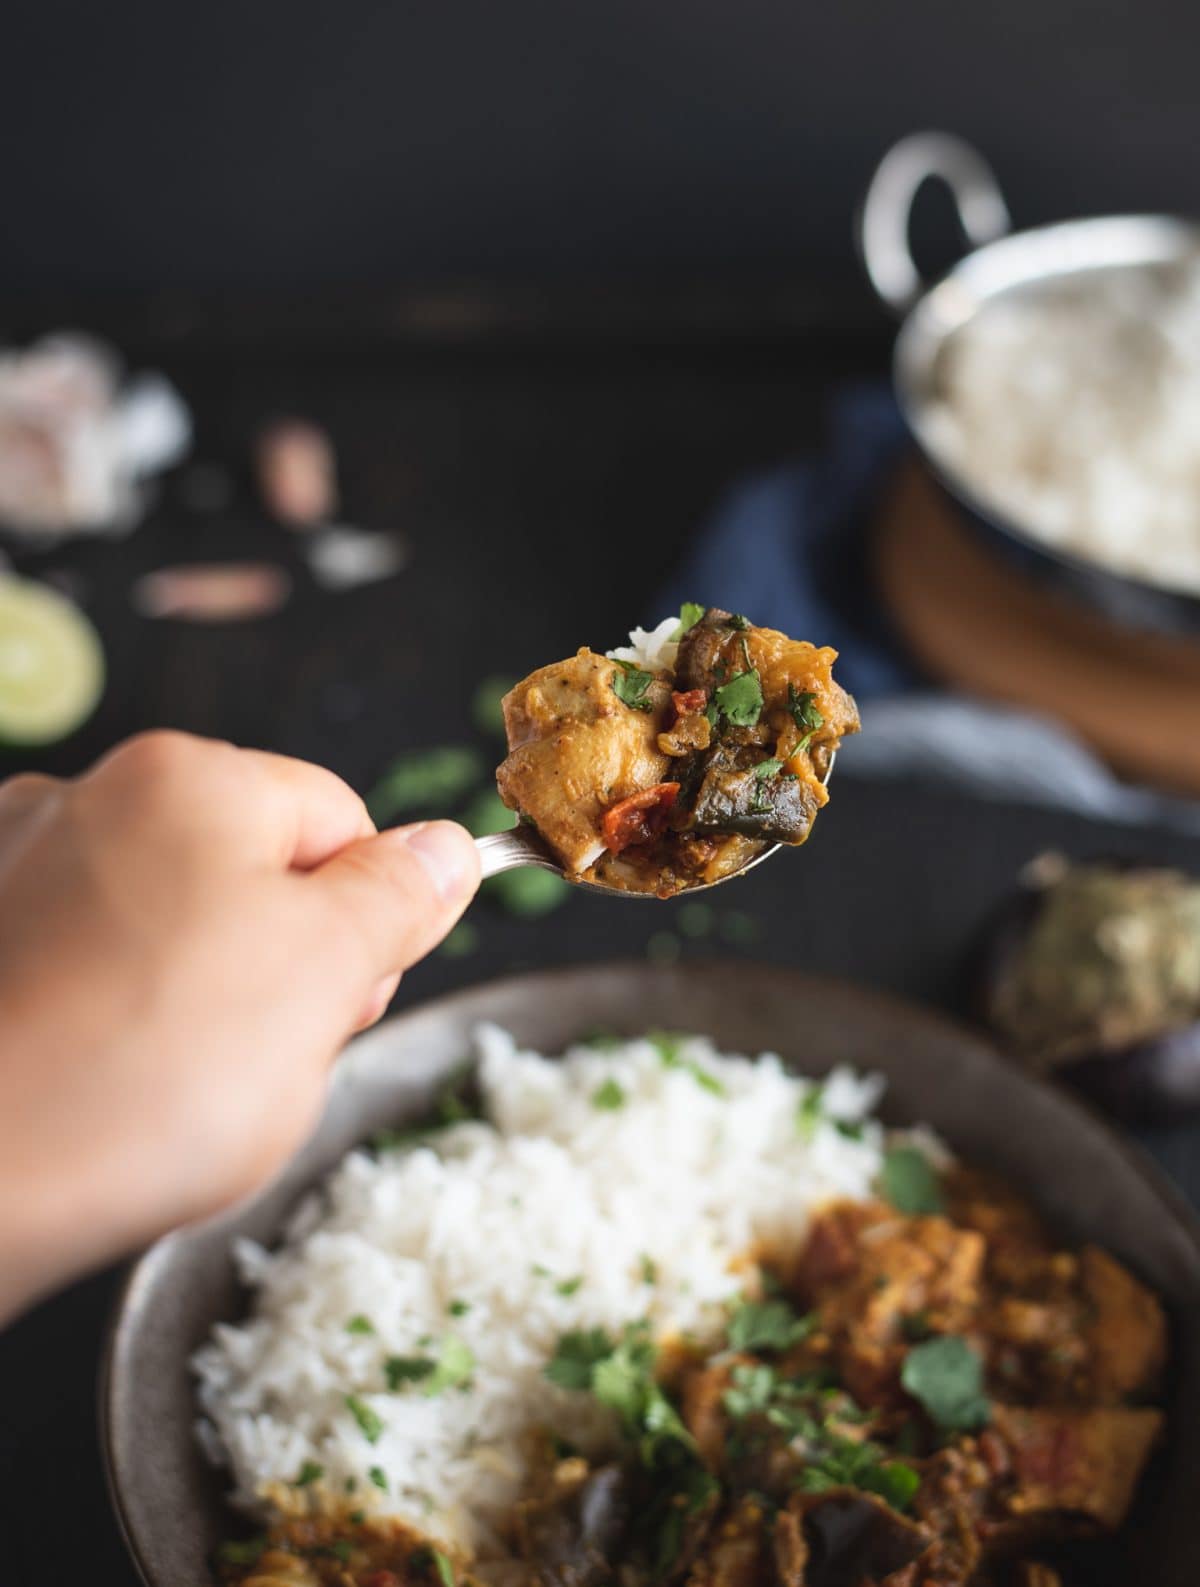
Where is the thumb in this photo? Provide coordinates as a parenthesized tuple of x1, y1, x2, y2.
(310, 820, 480, 982)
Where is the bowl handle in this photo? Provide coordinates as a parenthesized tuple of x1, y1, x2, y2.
(859, 132, 1011, 317)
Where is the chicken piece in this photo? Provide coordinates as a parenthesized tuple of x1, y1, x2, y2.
(497, 650, 671, 875)
(1078, 1246, 1166, 1403)
(798, 1205, 985, 1350)
(992, 1404, 1164, 1530)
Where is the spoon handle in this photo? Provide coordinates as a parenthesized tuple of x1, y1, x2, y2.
(475, 826, 564, 880)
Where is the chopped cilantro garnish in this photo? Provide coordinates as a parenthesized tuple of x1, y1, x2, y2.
(610, 658, 655, 712)
(714, 668, 763, 728)
(349, 1508, 366, 1524)
(423, 1335, 475, 1395)
(672, 601, 706, 641)
(345, 1314, 375, 1335)
(294, 1459, 324, 1486)
(216, 1537, 266, 1566)
(591, 1077, 627, 1110)
(723, 1362, 777, 1418)
(364, 747, 483, 826)
(880, 1145, 944, 1215)
(787, 685, 825, 750)
(325, 1540, 353, 1563)
(754, 759, 784, 780)
(727, 1297, 815, 1353)
(385, 1354, 435, 1389)
(369, 1465, 388, 1491)
(640, 1254, 658, 1284)
(901, 1335, 990, 1431)
(556, 1275, 584, 1297)
(650, 1031, 726, 1095)
(344, 1394, 385, 1443)
(471, 675, 516, 737)
(545, 1327, 616, 1390)
(796, 1085, 825, 1142)
(704, 701, 719, 728)
(431, 1549, 456, 1587)
(726, 613, 750, 630)
(448, 1298, 470, 1317)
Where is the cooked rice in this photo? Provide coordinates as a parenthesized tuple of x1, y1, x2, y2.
(606, 615, 680, 674)
(193, 1026, 907, 1559)
(926, 260, 1200, 595)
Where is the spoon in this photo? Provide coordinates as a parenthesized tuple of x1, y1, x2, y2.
(475, 752, 836, 898)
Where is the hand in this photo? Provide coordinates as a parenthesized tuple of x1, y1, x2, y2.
(0, 731, 479, 1321)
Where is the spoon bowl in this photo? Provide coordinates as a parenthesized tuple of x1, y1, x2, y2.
(475, 752, 835, 897)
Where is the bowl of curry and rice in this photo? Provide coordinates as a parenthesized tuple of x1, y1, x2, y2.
(104, 963, 1200, 1587)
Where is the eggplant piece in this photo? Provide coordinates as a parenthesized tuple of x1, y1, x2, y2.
(794, 1489, 930, 1587)
(674, 607, 745, 693)
(689, 741, 818, 843)
(515, 1463, 632, 1587)
(974, 853, 1200, 1121)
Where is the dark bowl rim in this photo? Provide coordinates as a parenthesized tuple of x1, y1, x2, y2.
(99, 958, 1200, 1587)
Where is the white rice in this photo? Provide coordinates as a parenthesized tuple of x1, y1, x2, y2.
(607, 614, 680, 674)
(926, 260, 1200, 596)
(193, 1026, 909, 1559)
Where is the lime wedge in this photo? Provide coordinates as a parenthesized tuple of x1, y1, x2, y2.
(0, 577, 105, 745)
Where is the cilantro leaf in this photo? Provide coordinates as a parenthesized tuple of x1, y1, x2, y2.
(728, 1298, 815, 1353)
(448, 1298, 470, 1317)
(385, 1354, 435, 1389)
(345, 1314, 375, 1335)
(544, 1327, 614, 1390)
(369, 1465, 388, 1491)
(650, 1031, 727, 1096)
(880, 1145, 944, 1215)
(422, 1335, 474, 1395)
(365, 747, 483, 826)
(672, 601, 706, 641)
(787, 685, 825, 750)
(344, 1394, 385, 1443)
(722, 1362, 777, 1418)
(412, 1546, 456, 1587)
(796, 1085, 825, 1142)
(556, 1275, 583, 1297)
(611, 659, 655, 712)
(714, 669, 763, 728)
(901, 1335, 990, 1431)
(591, 1077, 627, 1110)
(216, 1538, 267, 1567)
(294, 1459, 324, 1486)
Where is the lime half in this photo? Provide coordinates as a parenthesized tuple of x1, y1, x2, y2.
(0, 577, 105, 746)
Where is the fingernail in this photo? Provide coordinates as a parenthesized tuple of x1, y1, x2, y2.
(398, 820, 477, 903)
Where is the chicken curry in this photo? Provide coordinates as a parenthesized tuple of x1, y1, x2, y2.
(218, 1166, 1164, 1587)
(494, 606, 860, 896)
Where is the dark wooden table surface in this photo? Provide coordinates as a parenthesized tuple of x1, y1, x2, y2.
(2, 294, 1197, 1584)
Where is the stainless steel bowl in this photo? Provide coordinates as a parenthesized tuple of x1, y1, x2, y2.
(860, 131, 1200, 635)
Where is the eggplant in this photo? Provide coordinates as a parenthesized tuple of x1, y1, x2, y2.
(516, 1464, 632, 1587)
(975, 853, 1200, 1120)
(689, 741, 817, 843)
(674, 607, 745, 693)
(798, 1490, 929, 1586)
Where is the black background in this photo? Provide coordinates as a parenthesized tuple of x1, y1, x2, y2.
(4, 0, 1198, 297)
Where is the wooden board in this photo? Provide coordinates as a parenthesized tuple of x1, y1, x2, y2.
(875, 458, 1200, 796)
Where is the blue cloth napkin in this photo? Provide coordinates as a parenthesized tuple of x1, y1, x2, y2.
(659, 381, 915, 700)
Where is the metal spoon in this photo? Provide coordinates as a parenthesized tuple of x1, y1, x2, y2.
(475, 752, 835, 898)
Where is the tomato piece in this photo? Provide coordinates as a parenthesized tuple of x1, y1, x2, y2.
(601, 782, 681, 854)
(671, 688, 708, 718)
